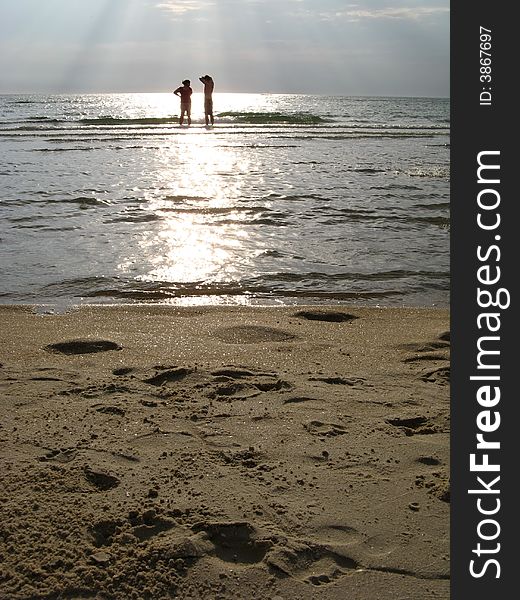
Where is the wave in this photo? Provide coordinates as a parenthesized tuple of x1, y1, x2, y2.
(32, 147, 98, 152)
(217, 111, 333, 124)
(409, 215, 450, 227)
(158, 205, 268, 216)
(2, 262, 448, 305)
(81, 288, 404, 302)
(6, 99, 43, 105)
(6, 125, 61, 132)
(352, 167, 386, 174)
(79, 116, 180, 126)
(36, 276, 409, 302)
(38, 268, 448, 291)
(261, 270, 448, 283)
(414, 202, 450, 210)
(106, 213, 161, 224)
(26, 117, 62, 123)
(0, 124, 449, 145)
(58, 196, 111, 207)
(403, 167, 450, 179)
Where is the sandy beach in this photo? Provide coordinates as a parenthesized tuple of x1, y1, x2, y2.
(0, 304, 449, 599)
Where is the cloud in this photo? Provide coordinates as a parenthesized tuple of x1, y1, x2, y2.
(155, 0, 214, 17)
(341, 6, 449, 20)
(153, 1, 448, 24)
(290, 5, 449, 23)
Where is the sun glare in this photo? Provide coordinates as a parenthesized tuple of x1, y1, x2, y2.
(114, 103, 261, 301)
(144, 142, 250, 284)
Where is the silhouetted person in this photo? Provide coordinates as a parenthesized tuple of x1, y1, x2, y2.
(199, 75, 214, 126)
(173, 79, 192, 126)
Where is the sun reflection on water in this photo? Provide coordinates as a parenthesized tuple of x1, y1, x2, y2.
(125, 125, 259, 300)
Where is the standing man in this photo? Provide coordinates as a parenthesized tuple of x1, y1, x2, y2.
(173, 79, 192, 126)
(199, 75, 214, 127)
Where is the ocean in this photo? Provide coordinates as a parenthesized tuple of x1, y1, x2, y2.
(0, 93, 449, 309)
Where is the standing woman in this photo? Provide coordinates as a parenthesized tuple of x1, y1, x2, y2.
(173, 79, 193, 126)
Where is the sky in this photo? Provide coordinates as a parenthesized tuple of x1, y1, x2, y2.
(0, 0, 449, 96)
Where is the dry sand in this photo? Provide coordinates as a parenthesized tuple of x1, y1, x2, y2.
(0, 304, 450, 600)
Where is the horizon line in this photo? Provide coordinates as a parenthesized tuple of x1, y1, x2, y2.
(0, 90, 450, 100)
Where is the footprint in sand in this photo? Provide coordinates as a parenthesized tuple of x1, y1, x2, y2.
(386, 415, 440, 436)
(191, 521, 272, 564)
(294, 310, 358, 323)
(113, 367, 135, 376)
(304, 420, 348, 437)
(211, 368, 258, 378)
(266, 541, 358, 586)
(90, 511, 176, 547)
(416, 455, 442, 466)
(95, 405, 126, 417)
(283, 396, 319, 405)
(420, 366, 450, 384)
(210, 381, 262, 400)
(415, 472, 450, 503)
(309, 375, 365, 386)
(143, 367, 193, 386)
(208, 369, 292, 399)
(39, 448, 78, 463)
(403, 354, 449, 363)
(44, 339, 122, 355)
(83, 466, 120, 491)
(397, 332, 450, 353)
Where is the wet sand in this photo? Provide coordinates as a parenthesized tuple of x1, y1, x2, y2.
(0, 304, 450, 599)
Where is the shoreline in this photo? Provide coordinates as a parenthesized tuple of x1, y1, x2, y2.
(0, 304, 450, 599)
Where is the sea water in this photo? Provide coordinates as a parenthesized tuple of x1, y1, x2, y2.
(0, 93, 449, 308)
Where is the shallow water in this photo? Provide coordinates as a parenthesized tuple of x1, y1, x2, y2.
(0, 93, 449, 308)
